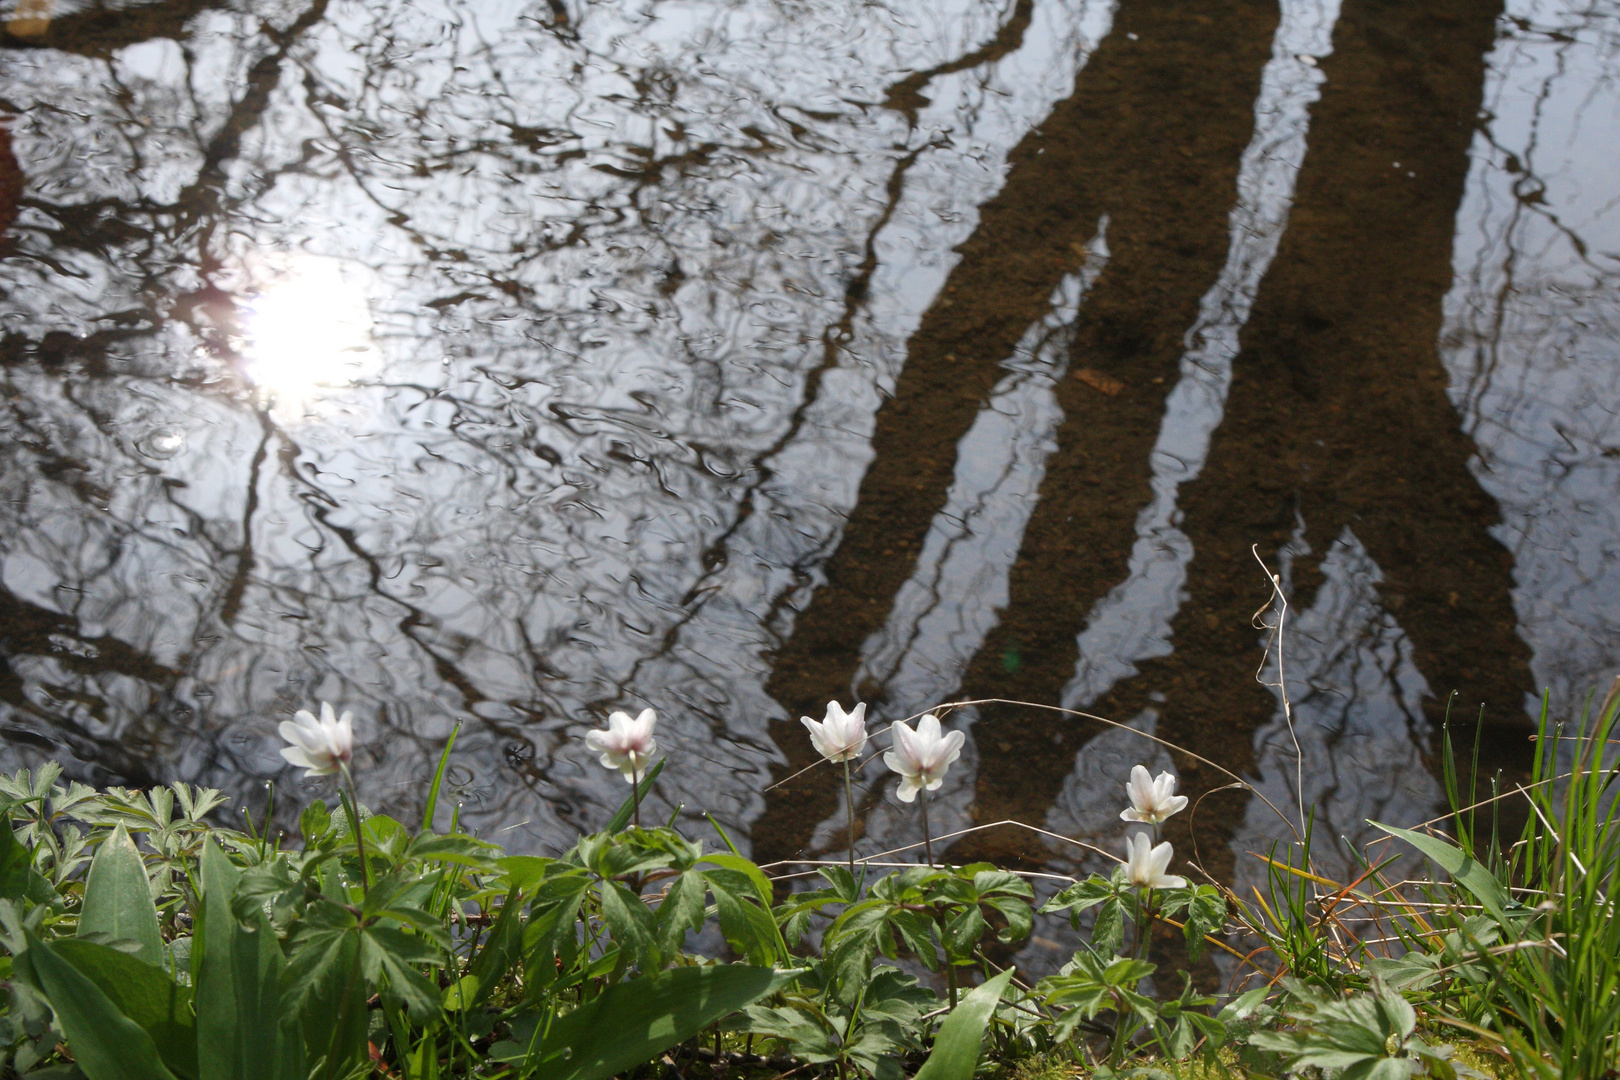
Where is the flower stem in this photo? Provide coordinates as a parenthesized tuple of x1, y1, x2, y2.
(843, 758, 856, 879)
(338, 764, 371, 894)
(632, 760, 642, 829)
(920, 788, 933, 867)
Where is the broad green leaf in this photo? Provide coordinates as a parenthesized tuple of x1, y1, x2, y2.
(490, 964, 797, 1079)
(50, 939, 196, 1080)
(195, 838, 240, 1080)
(912, 968, 1014, 1080)
(1370, 823, 1511, 924)
(25, 934, 178, 1080)
(236, 911, 297, 1080)
(79, 824, 163, 966)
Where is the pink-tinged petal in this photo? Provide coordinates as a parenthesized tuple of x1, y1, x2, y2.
(895, 774, 921, 803)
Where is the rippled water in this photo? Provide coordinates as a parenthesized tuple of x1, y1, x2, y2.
(2, 0, 1618, 963)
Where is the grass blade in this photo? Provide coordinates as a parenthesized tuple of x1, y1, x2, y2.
(421, 721, 462, 834)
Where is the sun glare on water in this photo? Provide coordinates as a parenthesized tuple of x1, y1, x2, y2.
(240, 258, 380, 412)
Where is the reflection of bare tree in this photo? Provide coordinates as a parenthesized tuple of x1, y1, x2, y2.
(0, 0, 1094, 845)
(1075, 0, 1533, 887)
(1442, 1, 1620, 728)
(754, 0, 1284, 868)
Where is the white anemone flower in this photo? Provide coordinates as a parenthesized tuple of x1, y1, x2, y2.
(1120, 764, 1188, 825)
(279, 702, 355, 777)
(585, 708, 659, 783)
(883, 713, 965, 803)
(802, 701, 869, 763)
(1123, 832, 1187, 890)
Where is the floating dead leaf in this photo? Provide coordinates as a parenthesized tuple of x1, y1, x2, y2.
(1074, 367, 1126, 396)
(5, 0, 53, 36)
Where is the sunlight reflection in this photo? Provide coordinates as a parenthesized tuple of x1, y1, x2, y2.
(240, 257, 380, 411)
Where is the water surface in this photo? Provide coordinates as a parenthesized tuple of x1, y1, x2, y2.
(2, 0, 1618, 952)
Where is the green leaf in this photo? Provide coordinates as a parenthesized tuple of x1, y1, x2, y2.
(421, 720, 461, 833)
(1370, 823, 1512, 924)
(361, 927, 442, 1024)
(194, 838, 240, 1080)
(599, 880, 659, 966)
(0, 812, 52, 903)
(285, 925, 368, 1080)
(654, 870, 708, 958)
(25, 933, 178, 1080)
(49, 939, 196, 1080)
(299, 800, 333, 846)
(492, 964, 797, 1078)
(736, 1004, 840, 1059)
(912, 968, 1014, 1080)
(404, 832, 500, 869)
(943, 904, 986, 957)
(817, 864, 859, 902)
(1091, 896, 1127, 955)
(234, 911, 300, 1080)
(80, 824, 163, 967)
(466, 887, 525, 1009)
(606, 757, 665, 833)
(706, 870, 783, 966)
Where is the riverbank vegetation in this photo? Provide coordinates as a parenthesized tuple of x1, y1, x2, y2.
(1, 674, 1616, 1080)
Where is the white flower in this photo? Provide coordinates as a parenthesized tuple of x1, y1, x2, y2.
(1123, 832, 1187, 890)
(585, 708, 659, 783)
(1120, 764, 1188, 825)
(883, 714, 965, 803)
(802, 701, 869, 763)
(279, 702, 355, 777)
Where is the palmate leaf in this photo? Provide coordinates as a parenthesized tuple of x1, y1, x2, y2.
(491, 964, 798, 1079)
(654, 869, 708, 957)
(599, 878, 660, 967)
(706, 869, 784, 966)
(0, 811, 54, 903)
